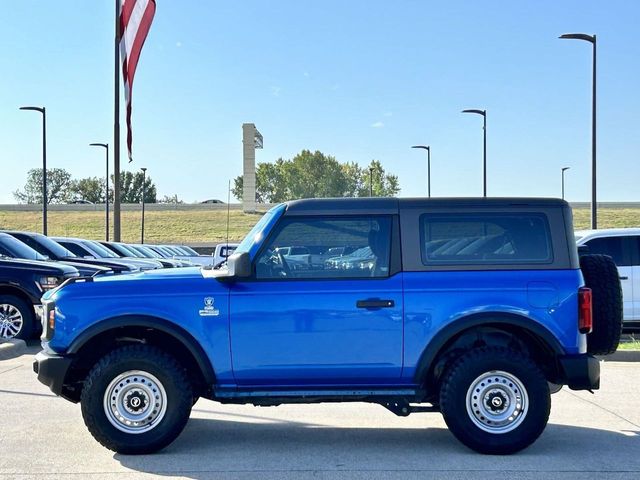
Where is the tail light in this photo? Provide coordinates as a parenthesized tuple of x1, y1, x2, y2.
(578, 287, 593, 334)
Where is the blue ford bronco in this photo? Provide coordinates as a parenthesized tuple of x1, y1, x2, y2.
(34, 198, 623, 454)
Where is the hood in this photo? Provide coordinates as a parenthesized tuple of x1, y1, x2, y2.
(104, 257, 162, 270)
(58, 260, 112, 275)
(0, 257, 79, 276)
(58, 257, 134, 273)
(93, 266, 204, 283)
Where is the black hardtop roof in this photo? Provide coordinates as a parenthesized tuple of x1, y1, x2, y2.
(283, 197, 569, 215)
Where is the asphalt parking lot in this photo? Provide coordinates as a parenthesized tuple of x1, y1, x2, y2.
(1, 346, 639, 480)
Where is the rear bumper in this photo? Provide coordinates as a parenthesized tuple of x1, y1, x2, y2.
(557, 354, 600, 390)
(33, 351, 73, 399)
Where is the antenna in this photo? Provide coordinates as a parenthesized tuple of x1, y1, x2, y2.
(225, 179, 231, 260)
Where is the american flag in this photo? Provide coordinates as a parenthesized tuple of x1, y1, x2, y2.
(120, 0, 156, 162)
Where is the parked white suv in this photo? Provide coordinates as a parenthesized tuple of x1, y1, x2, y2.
(575, 228, 639, 328)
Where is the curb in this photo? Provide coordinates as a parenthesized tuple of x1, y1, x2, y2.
(0, 339, 27, 361)
(598, 350, 640, 362)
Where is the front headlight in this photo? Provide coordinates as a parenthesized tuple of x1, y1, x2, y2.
(38, 276, 61, 291)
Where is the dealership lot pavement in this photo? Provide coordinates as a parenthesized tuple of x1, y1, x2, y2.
(1, 346, 639, 480)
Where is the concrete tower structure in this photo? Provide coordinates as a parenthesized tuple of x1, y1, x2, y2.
(242, 123, 263, 213)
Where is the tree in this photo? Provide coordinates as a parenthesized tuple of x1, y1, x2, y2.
(13, 168, 73, 204)
(68, 177, 106, 203)
(345, 160, 400, 198)
(113, 170, 157, 203)
(158, 194, 183, 204)
(232, 150, 400, 202)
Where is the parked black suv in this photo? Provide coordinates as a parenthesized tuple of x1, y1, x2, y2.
(2, 231, 135, 275)
(0, 257, 78, 339)
(0, 232, 112, 277)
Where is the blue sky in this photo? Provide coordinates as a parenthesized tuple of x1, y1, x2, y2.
(1, 1, 638, 203)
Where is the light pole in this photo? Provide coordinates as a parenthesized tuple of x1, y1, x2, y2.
(561, 167, 571, 200)
(560, 33, 597, 229)
(90, 143, 109, 241)
(140, 167, 147, 244)
(369, 166, 374, 197)
(411, 145, 431, 197)
(462, 109, 487, 197)
(19, 106, 47, 235)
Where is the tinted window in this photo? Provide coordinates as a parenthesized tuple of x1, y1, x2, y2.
(83, 241, 117, 258)
(256, 216, 392, 279)
(420, 213, 553, 265)
(0, 235, 47, 260)
(584, 237, 632, 266)
(60, 242, 93, 257)
(12, 233, 76, 259)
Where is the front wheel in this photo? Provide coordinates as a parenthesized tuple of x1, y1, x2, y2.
(80, 345, 193, 454)
(439, 346, 550, 455)
(0, 295, 35, 340)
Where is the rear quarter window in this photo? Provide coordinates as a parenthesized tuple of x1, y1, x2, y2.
(420, 213, 553, 266)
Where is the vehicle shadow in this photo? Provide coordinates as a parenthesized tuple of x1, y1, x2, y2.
(115, 415, 640, 479)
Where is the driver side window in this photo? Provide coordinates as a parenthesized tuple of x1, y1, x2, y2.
(255, 216, 392, 280)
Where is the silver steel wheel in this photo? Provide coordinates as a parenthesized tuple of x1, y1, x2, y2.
(103, 370, 167, 434)
(0, 304, 23, 339)
(466, 370, 529, 434)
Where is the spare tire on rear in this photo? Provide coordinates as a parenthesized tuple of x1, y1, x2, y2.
(579, 254, 623, 355)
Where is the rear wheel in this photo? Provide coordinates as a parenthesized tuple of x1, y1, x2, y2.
(80, 345, 193, 454)
(439, 346, 550, 455)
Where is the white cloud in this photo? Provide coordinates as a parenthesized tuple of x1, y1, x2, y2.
(371, 121, 384, 128)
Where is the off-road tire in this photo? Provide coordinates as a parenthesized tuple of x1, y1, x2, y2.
(80, 345, 193, 454)
(439, 346, 550, 455)
(0, 295, 35, 340)
(580, 254, 623, 355)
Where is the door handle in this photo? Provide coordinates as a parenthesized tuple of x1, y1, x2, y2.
(620, 276, 629, 280)
(357, 299, 395, 309)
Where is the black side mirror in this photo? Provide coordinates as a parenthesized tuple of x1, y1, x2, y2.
(227, 251, 251, 278)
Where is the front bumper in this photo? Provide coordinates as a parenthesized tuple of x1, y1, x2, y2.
(557, 354, 600, 390)
(33, 351, 73, 399)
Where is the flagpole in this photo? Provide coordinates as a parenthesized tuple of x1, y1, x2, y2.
(113, 0, 122, 242)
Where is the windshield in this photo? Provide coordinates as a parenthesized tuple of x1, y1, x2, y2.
(235, 205, 285, 257)
(140, 246, 163, 258)
(179, 246, 199, 255)
(112, 243, 141, 257)
(130, 245, 156, 258)
(84, 241, 118, 258)
(163, 246, 183, 255)
(0, 234, 48, 260)
(122, 244, 146, 257)
(14, 233, 76, 259)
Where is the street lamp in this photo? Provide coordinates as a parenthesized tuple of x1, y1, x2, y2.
(369, 166, 374, 197)
(559, 33, 597, 229)
(462, 109, 487, 197)
(90, 143, 109, 241)
(411, 145, 431, 197)
(19, 106, 47, 235)
(140, 167, 147, 244)
(561, 167, 571, 200)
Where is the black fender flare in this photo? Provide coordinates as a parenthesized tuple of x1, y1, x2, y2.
(413, 312, 565, 384)
(67, 315, 216, 385)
